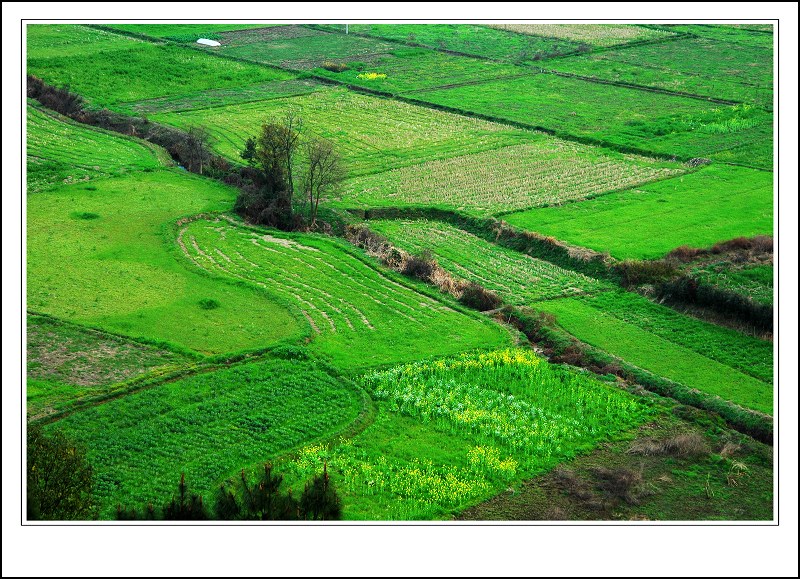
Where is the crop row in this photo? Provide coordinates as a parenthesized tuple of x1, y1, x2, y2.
(27, 105, 164, 192)
(152, 87, 530, 177)
(338, 140, 684, 214)
(367, 219, 610, 302)
(180, 217, 511, 368)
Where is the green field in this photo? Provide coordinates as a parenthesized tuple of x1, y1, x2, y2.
(546, 36, 773, 106)
(314, 24, 584, 63)
(27, 24, 147, 59)
(419, 74, 773, 168)
(106, 23, 277, 40)
(152, 87, 531, 177)
(693, 263, 774, 306)
(368, 219, 610, 302)
(280, 349, 652, 519)
(28, 42, 294, 110)
(504, 165, 773, 260)
(27, 104, 167, 193)
(50, 356, 364, 518)
(657, 24, 774, 48)
(27, 170, 303, 354)
(181, 217, 511, 369)
(486, 24, 677, 47)
(538, 297, 772, 414)
(336, 138, 683, 213)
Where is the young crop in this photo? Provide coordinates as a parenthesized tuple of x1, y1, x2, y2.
(357, 72, 387, 80)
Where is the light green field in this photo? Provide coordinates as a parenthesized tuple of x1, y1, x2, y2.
(27, 170, 302, 354)
(106, 24, 278, 40)
(279, 349, 652, 519)
(27, 104, 167, 193)
(538, 297, 772, 414)
(26, 24, 147, 59)
(336, 139, 683, 214)
(27, 42, 294, 110)
(368, 219, 610, 302)
(504, 165, 773, 260)
(152, 87, 532, 177)
(181, 217, 512, 369)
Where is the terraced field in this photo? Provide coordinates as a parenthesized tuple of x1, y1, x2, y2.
(105, 23, 276, 40)
(27, 24, 147, 59)
(504, 164, 774, 260)
(368, 219, 610, 302)
(28, 38, 295, 110)
(314, 24, 585, 62)
(418, 74, 773, 168)
(538, 296, 772, 415)
(152, 87, 531, 176)
(27, 170, 303, 354)
(27, 104, 167, 192)
(180, 217, 511, 368)
(337, 139, 684, 213)
(693, 263, 774, 306)
(545, 36, 773, 106)
(50, 356, 364, 518)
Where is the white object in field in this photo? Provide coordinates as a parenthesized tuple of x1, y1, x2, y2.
(196, 38, 221, 47)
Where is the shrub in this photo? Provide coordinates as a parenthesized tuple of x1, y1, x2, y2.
(198, 298, 221, 310)
(614, 259, 678, 287)
(628, 432, 710, 457)
(401, 249, 437, 281)
(321, 60, 348, 72)
(590, 466, 648, 506)
(458, 282, 502, 311)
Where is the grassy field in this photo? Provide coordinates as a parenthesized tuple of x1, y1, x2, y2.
(152, 87, 531, 177)
(105, 23, 277, 40)
(27, 170, 302, 354)
(419, 74, 773, 168)
(336, 138, 683, 213)
(504, 165, 773, 260)
(545, 36, 773, 106)
(26, 24, 147, 59)
(27, 41, 294, 110)
(314, 24, 584, 62)
(368, 219, 610, 302)
(692, 263, 774, 306)
(538, 297, 772, 414)
(487, 24, 677, 47)
(279, 349, 652, 519)
(657, 24, 774, 48)
(312, 47, 522, 93)
(181, 217, 511, 369)
(27, 104, 167, 193)
(49, 355, 364, 518)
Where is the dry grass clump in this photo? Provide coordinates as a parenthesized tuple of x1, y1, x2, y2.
(628, 432, 710, 458)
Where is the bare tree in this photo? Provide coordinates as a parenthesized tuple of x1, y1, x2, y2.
(180, 126, 212, 174)
(279, 109, 303, 199)
(303, 138, 345, 228)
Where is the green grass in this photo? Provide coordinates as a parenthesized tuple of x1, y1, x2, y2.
(313, 47, 522, 93)
(279, 349, 652, 519)
(152, 87, 531, 177)
(546, 36, 773, 106)
(335, 138, 683, 214)
(657, 24, 774, 48)
(368, 219, 610, 302)
(537, 297, 772, 414)
(419, 75, 773, 168)
(27, 313, 187, 387)
(27, 170, 302, 354)
(123, 78, 323, 114)
(27, 42, 295, 110)
(180, 217, 511, 370)
(26, 24, 146, 59)
(27, 104, 166, 193)
(49, 356, 364, 519)
(504, 165, 773, 260)
(693, 263, 774, 306)
(580, 291, 773, 383)
(315, 23, 583, 63)
(105, 24, 278, 40)
(213, 25, 399, 70)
